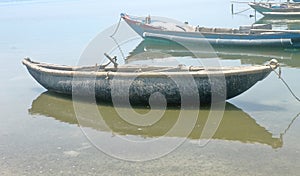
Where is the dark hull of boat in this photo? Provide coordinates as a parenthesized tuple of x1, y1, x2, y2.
(23, 59, 274, 105)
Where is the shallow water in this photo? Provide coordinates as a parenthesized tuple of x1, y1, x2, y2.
(1, 0, 300, 175)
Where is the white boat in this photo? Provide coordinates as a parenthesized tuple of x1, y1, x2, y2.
(249, 0, 300, 17)
(121, 13, 300, 48)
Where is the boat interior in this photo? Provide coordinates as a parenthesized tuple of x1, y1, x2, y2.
(25, 58, 207, 73)
(26, 58, 263, 74)
(195, 24, 272, 34)
(128, 14, 273, 34)
(152, 21, 272, 34)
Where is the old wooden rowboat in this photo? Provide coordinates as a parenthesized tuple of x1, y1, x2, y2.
(121, 13, 300, 48)
(22, 58, 278, 105)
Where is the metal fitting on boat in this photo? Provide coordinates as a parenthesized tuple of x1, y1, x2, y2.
(269, 59, 279, 67)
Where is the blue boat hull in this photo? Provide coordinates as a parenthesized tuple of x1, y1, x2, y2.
(143, 31, 300, 47)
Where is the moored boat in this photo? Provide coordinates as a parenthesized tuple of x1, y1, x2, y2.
(249, 1, 300, 17)
(22, 57, 279, 105)
(121, 13, 300, 48)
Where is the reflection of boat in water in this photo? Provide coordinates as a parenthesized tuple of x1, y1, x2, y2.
(28, 91, 283, 149)
(22, 58, 278, 105)
(255, 16, 300, 30)
(256, 16, 300, 25)
(127, 40, 300, 68)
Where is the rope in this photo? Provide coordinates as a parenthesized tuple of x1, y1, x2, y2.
(110, 17, 122, 37)
(233, 7, 251, 14)
(281, 112, 300, 137)
(271, 66, 300, 102)
(231, 0, 268, 3)
(109, 16, 127, 60)
(110, 36, 126, 61)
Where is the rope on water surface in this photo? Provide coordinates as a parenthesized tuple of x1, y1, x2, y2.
(267, 60, 300, 138)
(281, 112, 300, 137)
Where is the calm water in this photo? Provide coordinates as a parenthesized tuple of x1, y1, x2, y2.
(1, 0, 300, 175)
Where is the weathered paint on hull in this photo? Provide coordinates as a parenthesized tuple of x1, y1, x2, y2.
(124, 17, 300, 48)
(23, 60, 272, 105)
(143, 32, 297, 47)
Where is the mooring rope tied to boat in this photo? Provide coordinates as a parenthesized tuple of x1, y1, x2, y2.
(109, 16, 127, 61)
(110, 17, 122, 37)
(232, 7, 251, 15)
(270, 64, 300, 103)
(230, 1, 251, 4)
(109, 36, 126, 61)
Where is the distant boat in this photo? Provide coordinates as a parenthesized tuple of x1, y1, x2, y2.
(22, 57, 278, 105)
(121, 13, 300, 48)
(249, 1, 300, 17)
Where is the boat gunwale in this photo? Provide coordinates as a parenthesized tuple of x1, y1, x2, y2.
(22, 58, 275, 78)
(249, 2, 300, 16)
(249, 2, 300, 11)
(124, 16, 300, 37)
